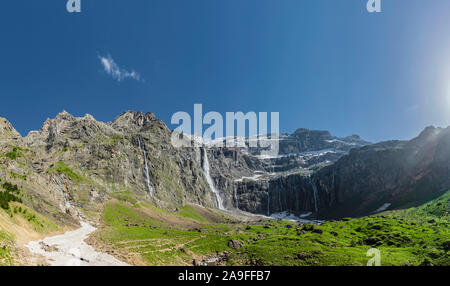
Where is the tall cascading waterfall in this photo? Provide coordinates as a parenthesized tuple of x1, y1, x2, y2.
(309, 177, 319, 212)
(202, 148, 225, 210)
(267, 191, 270, 216)
(138, 136, 155, 196)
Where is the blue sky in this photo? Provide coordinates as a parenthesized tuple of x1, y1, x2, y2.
(1, 0, 450, 142)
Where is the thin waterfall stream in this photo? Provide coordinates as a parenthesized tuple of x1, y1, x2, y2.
(310, 177, 319, 212)
(138, 136, 155, 196)
(202, 148, 225, 210)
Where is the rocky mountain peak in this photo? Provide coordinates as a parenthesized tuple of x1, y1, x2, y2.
(24, 111, 86, 146)
(408, 126, 444, 148)
(39, 111, 76, 136)
(418, 126, 442, 137)
(114, 111, 155, 125)
(293, 128, 332, 139)
(0, 116, 21, 140)
(110, 110, 160, 132)
(344, 135, 361, 140)
(81, 113, 96, 121)
(56, 110, 75, 120)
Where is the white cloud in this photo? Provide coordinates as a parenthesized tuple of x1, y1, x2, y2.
(98, 54, 142, 82)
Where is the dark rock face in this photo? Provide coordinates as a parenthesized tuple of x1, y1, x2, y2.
(205, 128, 370, 211)
(235, 174, 318, 216)
(207, 128, 370, 174)
(110, 111, 158, 131)
(313, 126, 450, 218)
(19, 111, 217, 214)
(257, 151, 345, 173)
(278, 129, 368, 155)
(205, 147, 266, 209)
(232, 126, 450, 219)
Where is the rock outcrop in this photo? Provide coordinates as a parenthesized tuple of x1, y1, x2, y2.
(0, 117, 22, 143)
(3, 111, 216, 225)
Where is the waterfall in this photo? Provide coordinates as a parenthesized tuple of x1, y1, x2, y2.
(202, 148, 225, 210)
(267, 191, 270, 216)
(138, 136, 155, 196)
(234, 187, 239, 210)
(278, 189, 282, 212)
(310, 177, 319, 212)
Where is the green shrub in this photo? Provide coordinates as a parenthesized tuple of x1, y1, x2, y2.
(4, 147, 22, 160)
(0, 180, 22, 210)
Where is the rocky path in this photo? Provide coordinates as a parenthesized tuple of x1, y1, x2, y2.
(25, 221, 129, 266)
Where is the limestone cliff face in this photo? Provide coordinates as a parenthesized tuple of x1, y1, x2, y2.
(234, 174, 318, 215)
(313, 126, 450, 218)
(1, 111, 448, 223)
(204, 128, 370, 216)
(232, 126, 450, 219)
(277, 129, 368, 155)
(11, 110, 369, 221)
(1, 111, 216, 226)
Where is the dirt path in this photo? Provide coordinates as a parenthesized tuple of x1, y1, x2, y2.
(25, 221, 129, 266)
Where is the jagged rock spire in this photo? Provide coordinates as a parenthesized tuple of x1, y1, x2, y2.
(0, 116, 21, 140)
(112, 110, 156, 127)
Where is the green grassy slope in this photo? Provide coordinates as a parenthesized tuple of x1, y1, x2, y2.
(0, 231, 14, 266)
(92, 191, 449, 266)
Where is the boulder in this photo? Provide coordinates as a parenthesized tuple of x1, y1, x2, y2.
(228, 239, 244, 250)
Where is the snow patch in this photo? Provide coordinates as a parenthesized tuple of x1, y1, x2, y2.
(253, 211, 323, 224)
(375, 203, 391, 213)
(255, 149, 344, 160)
(234, 174, 262, 182)
(270, 212, 323, 224)
(26, 222, 129, 266)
